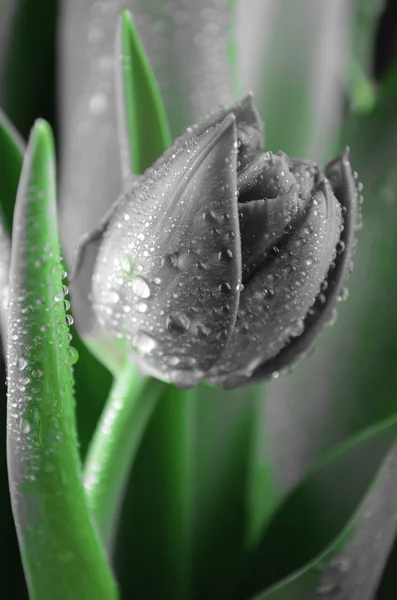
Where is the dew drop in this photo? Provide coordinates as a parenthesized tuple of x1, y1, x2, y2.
(136, 302, 148, 313)
(133, 332, 157, 355)
(18, 357, 28, 371)
(106, 290, 120, 304)
(166, 312, 190, 335)
(67, 347, 79, 365)
(195, 323, 210, 337)
(22, 422, 31, 434)
(218, 248, 234, 260)
(54, 292, 64, 302)
(131, 277, 151, 299)
(219, 282, 232, 293)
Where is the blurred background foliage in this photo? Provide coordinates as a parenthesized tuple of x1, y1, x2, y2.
(1, 0, 397, 598)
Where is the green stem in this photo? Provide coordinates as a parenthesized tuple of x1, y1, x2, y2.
(83, 363, 164, 551)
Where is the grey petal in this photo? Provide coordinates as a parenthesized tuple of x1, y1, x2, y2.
(248, 149, 359, 385)
(238, 185, 300, 280)
(209, 180, 342, 389)
(157, 93, 264, 171)
(92, 115, 242, 388)
(70, 195, 125, 338)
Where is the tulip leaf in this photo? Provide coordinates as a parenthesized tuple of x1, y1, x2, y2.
(84, 366, 163, 552)
(0, 109, 24, 347)
(6, 120, 118, 600)
(312, 439, 397, 600)
(0, 108, 24, 233)
(245, 415, 397, 600)
(115, 9, 172, 183)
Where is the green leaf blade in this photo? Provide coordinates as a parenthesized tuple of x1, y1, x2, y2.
(0, 108, 24, 233)
(6, 120, 118, 600)
(246, 416, 397, 599)
(116, 9, 172, 180)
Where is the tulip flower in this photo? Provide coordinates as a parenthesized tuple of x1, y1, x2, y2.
(74, 95, 357, 389)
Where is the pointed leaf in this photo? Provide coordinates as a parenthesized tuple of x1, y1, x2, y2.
(246, 416, 397, 599)
(313, 439, 397, 600)
(115, 9, 172, 183)
(0, 109, 24, 348)
(6, 120, 118, 600)
(0, 108, 24, 232)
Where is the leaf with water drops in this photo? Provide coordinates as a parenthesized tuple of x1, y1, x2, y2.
(115, 9, 172, 184)
(6, 120, 118, 600)
(0, 109, 24, 348)
(245, 415, 397, 600)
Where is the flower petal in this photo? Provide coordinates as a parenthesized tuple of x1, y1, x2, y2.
(209, 178, 342, 388)
(93, 114, 242, 388)
(248, 149, 359, 385)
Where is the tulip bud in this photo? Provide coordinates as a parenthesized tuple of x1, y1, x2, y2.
(73, 95, 359, 389)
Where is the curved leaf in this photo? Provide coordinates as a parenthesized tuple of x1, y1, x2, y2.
(6, 120, 118, 600)
(246, 416, 397, 599)
(0, 108, 24, 348)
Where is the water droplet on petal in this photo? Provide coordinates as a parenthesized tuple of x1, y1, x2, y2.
(166, 312, 190, 335)
(131, 277, 151, 299)
(137, 302, 148, 313)
(106, 290, 120, 304)
(133, 332, 157, 355)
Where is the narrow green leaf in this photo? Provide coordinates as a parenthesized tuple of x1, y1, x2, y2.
(6, 120, 118, 600)
(245, 416, 397, 600)
(0, 109, 24, 349)
(115, 9, 172, 183)
(0, 212, 10, 350)
(84, 364, 163, 552)
(0, 108, 24, 233)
